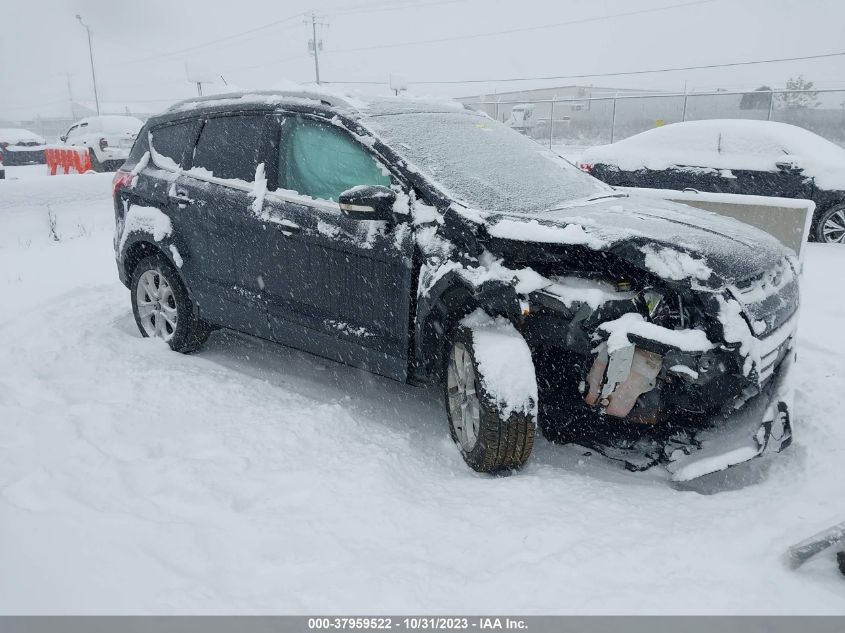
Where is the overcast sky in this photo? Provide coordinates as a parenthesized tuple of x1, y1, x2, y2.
(1, 0, 844, 120)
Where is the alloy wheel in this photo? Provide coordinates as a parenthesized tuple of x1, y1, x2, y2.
(135, 269, 178, 341)
(447, 342, 481, 452)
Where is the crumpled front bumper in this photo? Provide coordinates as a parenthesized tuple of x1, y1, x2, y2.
(665, 350, 795, 482)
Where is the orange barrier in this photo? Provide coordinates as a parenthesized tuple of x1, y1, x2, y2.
(44, 146, 92, 175)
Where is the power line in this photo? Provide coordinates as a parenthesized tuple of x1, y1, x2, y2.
(115, 11, 307, 67)
(322, 50, 845, 86)
(322, 0, 719, 56)
(115, 0, 464, 69)
(324, 0, 464, 17)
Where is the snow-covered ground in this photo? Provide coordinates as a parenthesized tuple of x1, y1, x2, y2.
(1, 171, 844, 614)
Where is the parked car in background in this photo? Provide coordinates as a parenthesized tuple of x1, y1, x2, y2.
(0, 153, 5, 180)
(0, 128, 46, 166)
(61, 115, 143, 172)
(580, 120, 845, 244)
(505, 103, 535, 134)
(112, 90, 797, 482)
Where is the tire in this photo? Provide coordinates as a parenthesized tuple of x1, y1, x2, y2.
(444, 326, 535, 473)
(815, 204, 845, 244)
(88, 148, 103, 173)
(130, 254, 211, 353)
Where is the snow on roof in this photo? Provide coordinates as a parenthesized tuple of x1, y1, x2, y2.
(583, 119, 845, 191)
(0, 128, 46, 144)
(166, 87, 468, 119)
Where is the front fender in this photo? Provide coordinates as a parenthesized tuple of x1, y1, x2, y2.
(413, 263, 522, 382)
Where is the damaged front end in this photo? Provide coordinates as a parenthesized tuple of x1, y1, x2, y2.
(577, 309, 796, 481)
(414, 201, 800, 483)
(531, 261, 799, 481)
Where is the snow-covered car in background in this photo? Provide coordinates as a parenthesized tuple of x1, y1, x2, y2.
(61, 115, 143, 172)
(112, 90, 798, 482)
(580, 120, 845, 243)
(0, 127, 46, 166)
(506, 103, 535, 134)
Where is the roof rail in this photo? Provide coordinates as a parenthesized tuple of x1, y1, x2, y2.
(167, 89, 357, 113)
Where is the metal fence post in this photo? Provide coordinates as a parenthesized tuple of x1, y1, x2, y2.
(494, 99, 499, 123)
(548, 99, 555, 149)
(768, 90, 774, 121)
(682, 93, 688, 121)
(610, 98, 617, 144)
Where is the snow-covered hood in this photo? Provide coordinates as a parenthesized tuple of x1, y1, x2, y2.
(480, 195, 790, 289)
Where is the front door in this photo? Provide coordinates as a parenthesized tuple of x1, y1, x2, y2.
(258, 114, 414, 381)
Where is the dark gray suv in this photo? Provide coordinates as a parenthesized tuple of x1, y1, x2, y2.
(113, 90, 798, 482)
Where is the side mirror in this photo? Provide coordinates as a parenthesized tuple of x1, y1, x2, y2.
(339, 185, 396, 221)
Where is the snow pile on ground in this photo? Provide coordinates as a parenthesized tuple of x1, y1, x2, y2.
(1, 174, 845, 614)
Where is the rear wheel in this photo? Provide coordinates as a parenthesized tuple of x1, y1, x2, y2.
(815, 204, 845, 244)
(130, 254, 211, 353)
(444, 326, 535, 473)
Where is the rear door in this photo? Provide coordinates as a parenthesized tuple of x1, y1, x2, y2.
(717, 128, 812, 199)
(259, 114, 414, 380)
(175, 112, 278, 338)
(143, 118, 204, 290)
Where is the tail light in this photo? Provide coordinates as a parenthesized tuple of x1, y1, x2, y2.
(112, 169, 133, 197)
(579, 163, 594, 174)
(99, 137, 108, 151)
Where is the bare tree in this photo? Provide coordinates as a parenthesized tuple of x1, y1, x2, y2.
(776, 76, 820, 109)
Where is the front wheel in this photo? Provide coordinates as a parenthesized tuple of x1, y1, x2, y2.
(130, 254, 211, 353)
(444, 323, 536, 473)
(815, 204, 845, 244)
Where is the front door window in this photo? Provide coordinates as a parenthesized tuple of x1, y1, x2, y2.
(278, 117, 391, 201)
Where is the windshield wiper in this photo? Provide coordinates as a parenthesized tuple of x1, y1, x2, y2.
(586, 192, 629, 202)
(544, 192, 629, 213)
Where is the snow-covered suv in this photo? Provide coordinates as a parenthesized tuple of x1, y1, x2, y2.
(113, 90, 799, 482)
(62, 115, 143, 172)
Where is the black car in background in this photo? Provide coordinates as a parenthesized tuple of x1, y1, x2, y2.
(112, 90, 797, 481)
(580, 120, 845, 243)
(0, 128, 46, 166)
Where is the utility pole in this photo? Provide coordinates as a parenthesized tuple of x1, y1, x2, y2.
(307, 11, 326, 85)
(66, 72, 76, 120)
(75, 14, 100, 115)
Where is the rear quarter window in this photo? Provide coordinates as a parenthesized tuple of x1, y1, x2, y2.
(149, 119, 202, 169)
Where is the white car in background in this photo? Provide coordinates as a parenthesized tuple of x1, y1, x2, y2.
(61, 115, 144, 172)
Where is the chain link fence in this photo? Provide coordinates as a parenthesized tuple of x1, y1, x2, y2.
(463, 89, 845, 151)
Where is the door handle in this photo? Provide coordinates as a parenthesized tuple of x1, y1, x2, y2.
(276, 220, 301, 236)
(171, 189, 194, 205)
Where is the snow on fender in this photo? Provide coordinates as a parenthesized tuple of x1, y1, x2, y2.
(117, 204, 173, 254)
(460, 308, 538, 421)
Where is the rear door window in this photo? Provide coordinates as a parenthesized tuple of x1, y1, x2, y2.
(192, 114, 275, 182)
(278, 116, 390, 202)
(149, 119, 201, 169)
(718, 130, 783, 171)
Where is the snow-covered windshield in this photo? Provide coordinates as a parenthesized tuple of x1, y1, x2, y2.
(365, 111, 609, 213)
